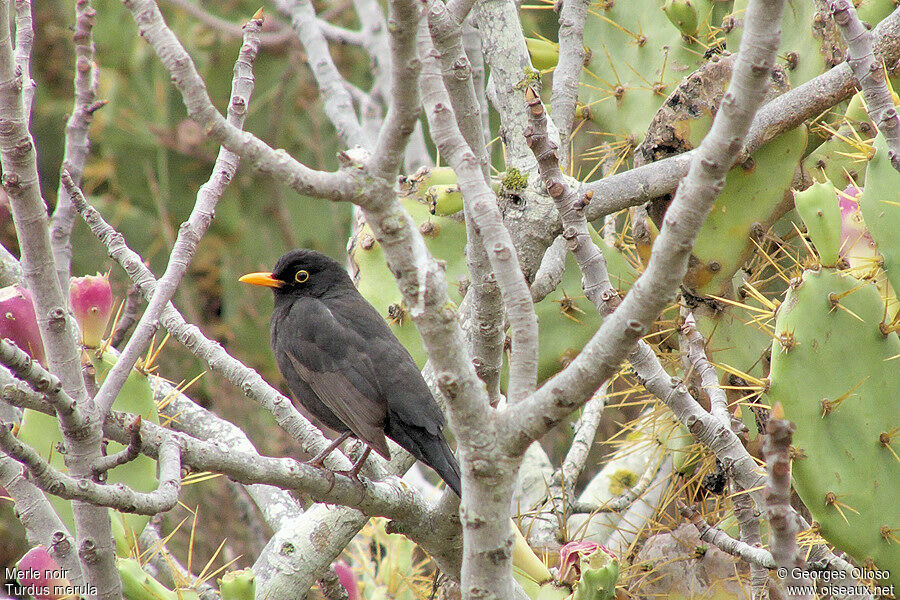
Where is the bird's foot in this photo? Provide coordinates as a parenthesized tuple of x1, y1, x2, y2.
(333, 446, 372, 486)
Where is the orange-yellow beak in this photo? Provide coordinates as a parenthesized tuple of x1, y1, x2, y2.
(239, 272, 284, 288)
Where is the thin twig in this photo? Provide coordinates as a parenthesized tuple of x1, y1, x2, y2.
(49, 0, 100, 289)
(77, 13, 264, 418)
(679, 501, 776, 569)
(0, 421, 182, 514)
(111, 283, 143, 348)
(92, 415, 143, 481)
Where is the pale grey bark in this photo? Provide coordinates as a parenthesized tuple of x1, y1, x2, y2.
(49, 0, 100, 289)
(829, 0, 900, 171)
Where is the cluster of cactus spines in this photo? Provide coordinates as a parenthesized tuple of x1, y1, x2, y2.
(767, 265, 899, 583)
(117, 557, 201, 600)
(806, 92, 879, 189)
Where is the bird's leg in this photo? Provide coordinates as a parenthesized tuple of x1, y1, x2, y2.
(307, 431, 353, 468)
(343, 445, 372, 483)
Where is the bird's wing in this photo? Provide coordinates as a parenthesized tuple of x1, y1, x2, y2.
(284, 351, 390, 459)
(279, 298, 391, 459)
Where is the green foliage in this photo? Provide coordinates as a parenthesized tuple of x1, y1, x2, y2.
(767, 268, 899, 583)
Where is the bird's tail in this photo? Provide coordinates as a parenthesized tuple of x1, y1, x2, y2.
(432, 436, 462, 497)
(387, 421, 462, 496)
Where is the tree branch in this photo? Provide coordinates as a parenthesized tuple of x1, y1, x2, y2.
(581, 7, 900, 221)
(0, 421, 182, 514)
(49, 0, 100, 289)
(81, 12, 263, 419)
(550, 0, 588, 169)
(273, 0, 364, 148)
(829, 0, 900, 171)
(122, 0, 357, 202)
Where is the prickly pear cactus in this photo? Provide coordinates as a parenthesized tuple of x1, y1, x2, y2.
(859, 133, 900, 298)
(579, 0, 732, 149)
(767, 267, 899, 583)
(685, 125, 807, 295)
(794, 180, 841, 267)
(724, 0, 845, 88)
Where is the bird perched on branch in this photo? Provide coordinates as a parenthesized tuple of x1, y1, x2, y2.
(240, 249, 461, 496)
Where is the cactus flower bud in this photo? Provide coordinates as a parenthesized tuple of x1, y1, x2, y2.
(0, 285, 45, 365)
(69, 273, 113, 348)
(16, 545, 71, 600)
(558, 540, 619, 600)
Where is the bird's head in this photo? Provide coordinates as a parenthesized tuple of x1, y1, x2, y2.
(239, 249, 353, 298)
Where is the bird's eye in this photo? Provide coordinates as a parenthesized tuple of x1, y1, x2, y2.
(294, 270, 309, 283)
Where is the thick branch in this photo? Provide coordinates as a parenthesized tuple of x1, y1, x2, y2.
(0, 1, 118, 593)
(420, 32, 538, 403)
(427, 0, 504, 402)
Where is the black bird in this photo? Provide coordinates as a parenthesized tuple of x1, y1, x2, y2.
(240, 249, 461, 496)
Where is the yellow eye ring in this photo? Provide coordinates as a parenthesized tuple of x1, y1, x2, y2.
(294, 270, 309, 283)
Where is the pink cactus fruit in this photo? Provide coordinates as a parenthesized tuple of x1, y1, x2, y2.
(558, 540, 616, 585)
(333, 561, 361, 600)
(0, 285, 46, 365)
(839, 185, 879, 274)
(15, 545, 71, 600)
(69, 273, 114, 348)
